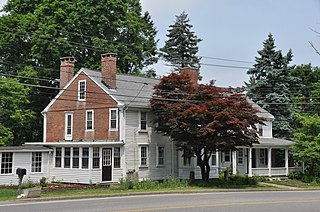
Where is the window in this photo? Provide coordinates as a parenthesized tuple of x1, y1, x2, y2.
(82, 148, 89, 169)
(140, 111, 147, 130)
(86, 110, 94, 131)
(109, 109, 118, 130)
(224, 151, 230, 162)
(65, 112, 73, 140)
(32, 152, 42, 173)
(73, 148, 79, 168)
(1, 152, 13, 174)
(238, 149, 244, 165)
(93, 147, 100, 169)
(211, 152, 217, 166)
(78, 80, 86, 101)
(157, 146, 165, 166)
(258, 124, 263, 137)
(114, 147, 121, 168)
(259, 149, 266, 165)
(140, 146, 148, 166)
(64, 147, 71, 168)
(55, 147, 62, 168)
(183, 150, 191, 166)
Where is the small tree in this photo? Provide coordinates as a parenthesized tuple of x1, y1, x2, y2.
(160, 11, 202, 69)
(151, 73, 264, 181)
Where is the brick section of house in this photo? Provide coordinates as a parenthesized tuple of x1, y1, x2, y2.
(46, 72, 119, 142)
(101, 53, 117, 89)
(181, 67, 198, 85)
(60, 57, 76, 89)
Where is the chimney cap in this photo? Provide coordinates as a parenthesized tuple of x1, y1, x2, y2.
(60, 57, 76, 63)
(101, 53, 117, 59)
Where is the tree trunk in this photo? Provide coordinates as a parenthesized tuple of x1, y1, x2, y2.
(196, 153, 211, 181)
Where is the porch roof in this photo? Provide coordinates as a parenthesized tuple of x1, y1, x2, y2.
(0, 145, 53, 153)
(254, 138, 295, 147)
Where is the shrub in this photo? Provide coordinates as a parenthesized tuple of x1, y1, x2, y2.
(288, 171, 304, 180)
(135, 179, 159, 190)
(162, 177, 189, 188)
(40, 177, 48, 187)
(119, 177, 137, 190)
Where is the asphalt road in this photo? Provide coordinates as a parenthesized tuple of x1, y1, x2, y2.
(1, 190, 320, 212)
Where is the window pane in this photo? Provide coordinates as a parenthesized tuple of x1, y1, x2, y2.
(82, 148, 89, 169)
(93, 147, 100, 169)
(140, 112, 147, 130)
(140, 146, 147, 166)
(86, 111, 93, 130)
(32, 152, 42, 172)
(79, 81, 86, 100)
(114, 147, 121, 168)
(64, 147, 71, 168)
(55, 147, 62, 168)
(110, 109, 117, 129)
(73, 148, 79, 168)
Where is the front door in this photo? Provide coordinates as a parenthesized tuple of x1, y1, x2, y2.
(102, 148, 112, 181)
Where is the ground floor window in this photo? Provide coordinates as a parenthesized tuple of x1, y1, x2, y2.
(72, 148, 79, 168)
(140, 146, 148, 166)
(82, 148, 89, 169)
(31, 152, 42, 173)
(1, 152, 13, 174)
(55, 147, 62, 168)
(93, 147, 100, 169)
(238, 149, 244, 165)
(64, 147, 71, 168)
(157, 146, 165, 166)
(211, 152, 217, 166)
(114, 147, 121, 168)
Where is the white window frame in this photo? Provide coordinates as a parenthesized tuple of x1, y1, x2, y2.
(140, 146, 148, 167)
(109, 108, 118, 131)
(139, 111, 147, 131)
(113, 147, 121, 168)
(78, 80, 86, 101)
(92, 147, 100, 169)
(156, 146, 165, 166)
(238, 149, 244, 165)
(65, 112, 73, 140)
(0, 152, 13, 174)
(86, 110, 94, 131)
(31, 152, 42, 173)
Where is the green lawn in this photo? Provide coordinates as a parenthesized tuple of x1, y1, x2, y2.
(0, 183, 274, 202)
(268, 179, 320, 189)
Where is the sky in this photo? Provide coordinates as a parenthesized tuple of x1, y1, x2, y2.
(140, 0, 320, 87)
(0, 0, 320, 87)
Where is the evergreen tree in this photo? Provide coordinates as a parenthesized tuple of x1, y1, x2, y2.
(160, 11, 202, 69)
(246, 33, 295, 139)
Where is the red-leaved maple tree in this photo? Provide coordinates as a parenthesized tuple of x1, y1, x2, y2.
(151, 73, 264, 181)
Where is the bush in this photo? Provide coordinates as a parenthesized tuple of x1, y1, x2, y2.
(288, 171, 304, 180)
(162, 177, 189, 188)
(40, 177, 48, 187)
(135, 179, 159, 190)
(119, 177, 137, 190)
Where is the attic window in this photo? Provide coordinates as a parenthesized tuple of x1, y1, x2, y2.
(78, 80, 86, 101)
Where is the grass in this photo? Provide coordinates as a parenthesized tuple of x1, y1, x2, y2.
(0, 188, 18, 201)
(268, 179, 320, 189)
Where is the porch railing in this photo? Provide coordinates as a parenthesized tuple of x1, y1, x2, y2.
(252, 167, 303, 176)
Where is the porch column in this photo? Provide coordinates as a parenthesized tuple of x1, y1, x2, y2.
(232, 151, 237, 174)
(248, 148, 252, 177)
(268, 148, 272, 177)
(285, 148, 289, 176)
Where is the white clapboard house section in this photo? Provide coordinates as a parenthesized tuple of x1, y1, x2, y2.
(0, 66, 302, 185)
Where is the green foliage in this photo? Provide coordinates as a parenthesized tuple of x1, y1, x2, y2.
(288, 171, 304, 180)
(293, 114, 320, 177)
(160, 11, 202, 69)
(151, 73, 264, 181)
(246, 33, 295, 139)
(135, 179, 160, 190)
(119, 177, 137, 190)
(40, 177, 48, 187)
(0, 77, 36, 146)
(162, 177, 189, 188)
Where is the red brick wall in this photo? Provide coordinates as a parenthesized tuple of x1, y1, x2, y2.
(46, 72, 119, 142)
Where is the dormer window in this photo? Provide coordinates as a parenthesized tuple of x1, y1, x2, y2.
(258, 124, 263, 137)
(78, 80, 86, 101)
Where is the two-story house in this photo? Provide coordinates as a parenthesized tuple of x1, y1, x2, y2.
(0, 54, 301, 185)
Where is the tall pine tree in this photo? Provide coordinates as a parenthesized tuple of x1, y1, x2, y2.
(160, 11, 202, 69)
(246, 33, 295, 139)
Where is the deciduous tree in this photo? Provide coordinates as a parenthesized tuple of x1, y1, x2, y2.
(151, 73, 264, 180)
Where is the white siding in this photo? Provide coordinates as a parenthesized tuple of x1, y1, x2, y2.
(0, 152, 50, 186)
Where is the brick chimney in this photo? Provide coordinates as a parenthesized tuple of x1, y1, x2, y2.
(181, 67, 199, 85)
(60, 57, 75, 89)
(101, 53, 117, 89)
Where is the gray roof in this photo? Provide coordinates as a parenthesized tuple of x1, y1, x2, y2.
(84, 68, 159, 108)
(254, 138, 295, 147)
(0, 145, 53, 152)
(83, 69, 275, 119)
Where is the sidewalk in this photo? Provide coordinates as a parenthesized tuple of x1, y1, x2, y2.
(258, 182, 302, 190)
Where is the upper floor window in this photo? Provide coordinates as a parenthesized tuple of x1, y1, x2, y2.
(140, 111, 147, 130)
(86, 110, 94, 131)
(78, 80, 86, 101)
(31, 152, 42, 173)
(65, 112, 73, 140)
(109, 108, 118, 131)
(1, 152, 13, 174)
(258, 124, 263, 137)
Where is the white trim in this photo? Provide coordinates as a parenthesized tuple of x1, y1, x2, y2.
(78, 80, 86, 101)
(86, 110, 94, 131)
(42, 68, 122, 113)
(43, 112, 47, 143)
(64, 112, 73, 140)
(109, 108, 118, 131)
(25, 141, 124, 146)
